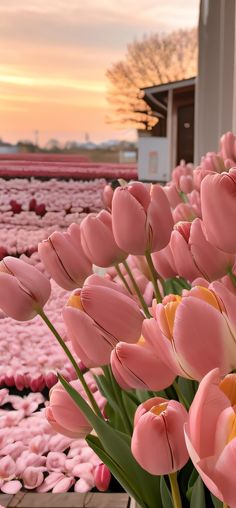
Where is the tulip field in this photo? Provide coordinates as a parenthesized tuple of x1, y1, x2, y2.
(1, 132, 236, 506)
(0, 173, 111, 495)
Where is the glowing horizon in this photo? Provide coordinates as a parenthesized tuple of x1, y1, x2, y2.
(0, 0, 199, 146)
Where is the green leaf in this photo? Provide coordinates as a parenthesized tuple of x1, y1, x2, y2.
(177, 377, 197, 407)
(186, 467, 199, 500)
(87, 434, 145, 507)
(190, 476, 206, 508)
(59, 374, 161, 508)
(160, 476, 173, 508)
(95, 374, 121, 413)
(121, 391, 138, 426)
(210, 493, 223, 508)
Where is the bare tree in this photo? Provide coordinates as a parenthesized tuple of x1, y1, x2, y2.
(106, 28, 197, 129)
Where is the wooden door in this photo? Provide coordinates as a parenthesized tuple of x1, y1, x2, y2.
(177, 104, 194, 164)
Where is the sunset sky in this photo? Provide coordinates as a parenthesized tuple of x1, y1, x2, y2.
(0, 0, 199, 146)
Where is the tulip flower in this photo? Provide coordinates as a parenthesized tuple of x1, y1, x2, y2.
(80, 210, 127, 267)
(38, 223, 92, 291)
(63, 275, 144, 367)
(143, 283, 236, 381)
(111, 339, 175, 391)
(170, 219, 234, 282)
(131, 397, 189, 475)
(45, 375, 105, 438)
(163, 184, 183, 209)
(94, 464, 111, 492)
(201, 169, 236, 253)
(185, 368, 236, 508)
(0, 256, 51, 320)
(112, 182, 173, 255)
(103, 184, 114, 210)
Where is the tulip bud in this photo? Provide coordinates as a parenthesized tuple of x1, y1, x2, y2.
(94, 464, 111, 492)
(38, 223, 92, 291)
(46, 374, 105, 439)
(0, 256, 51, 320)
(111, 340, 175, 391)
(131, 397, 189, 475)
(63, 276, 144, 367)
(112, 182, 173, 255)
(201, 169, 236, 253)
(80, 210, 127, 267)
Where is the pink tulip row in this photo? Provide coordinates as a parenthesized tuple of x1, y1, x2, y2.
(0, 161, 137, 180)
(0, 178, 105, 214)
(0, 386, 110, 494)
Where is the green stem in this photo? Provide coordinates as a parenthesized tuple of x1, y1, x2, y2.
(123, 260, 151, 318)
(223, 503, 229, 508)
(168, 472, 182, 508)
(115, 263, 132, 294)
(145, 250, 163, 303)
(173, 380, 190, 410)
(38, 308, 102, 418)
(103, 366, 133, 435)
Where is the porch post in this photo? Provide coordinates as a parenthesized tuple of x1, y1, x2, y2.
(195, 0, 236, 163)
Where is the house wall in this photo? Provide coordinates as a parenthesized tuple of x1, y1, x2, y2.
(195, 0, 236, 162)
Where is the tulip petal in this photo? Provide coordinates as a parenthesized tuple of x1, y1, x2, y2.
(3, 256, 51, 306)
(173, 297, 234, 379)
(63, 307, 113, 366)
(112, 187, 148, 254)
(81, 285, 143, 342)
(188, 369, 229, 457)
(201, 171, 236, 253)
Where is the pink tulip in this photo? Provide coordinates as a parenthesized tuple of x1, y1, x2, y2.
(103, 184, 114, 210)
(80, 210, 127, 267)
(112, 182, 173, 255)
(63, 276, 144, 367)
(38, 223, 92, 290)
(143, 284, 236, 380)
(170, 219, 234, 282)
(185, 368, 236, 508)
(22, 467, 44, 489)
(94, 464, 111, 492)
(163, 184, 182, 209)
(111, 340, 175, 391)
(37, 472, 65, 492)
(201, 169, 236, 253)
(131, 397, 189, 475)
(52, 475, 75, 493)
(1, 480, 22, 494)
(0, 456, 16, 480)
(0, 256, 51, 320)
(46, 376, 105, 439)
(220, 131, 236, 160)
(172, 203, 197, 223)
(179, 175, 193, 193)
(171, 163, 193, 189)
(46, 452, 65, 472)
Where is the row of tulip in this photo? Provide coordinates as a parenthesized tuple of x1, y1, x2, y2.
(0, 178, 105, 214)
(0, 178, 106, 258)
(0, 160, 137, 180)
(0, 385, 110, 494)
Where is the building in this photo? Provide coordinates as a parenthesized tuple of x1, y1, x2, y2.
(138, 77, 195, 182)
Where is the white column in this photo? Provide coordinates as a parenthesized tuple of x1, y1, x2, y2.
(195, 0, 236, 163)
